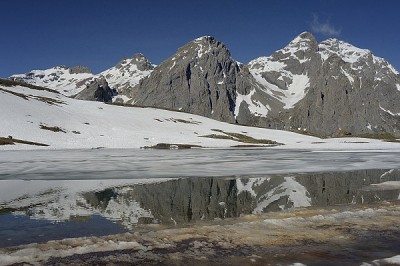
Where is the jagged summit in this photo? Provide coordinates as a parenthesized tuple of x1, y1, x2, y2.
(194, 35, 214, 42)
(318, 38, 371, 63)
(173, 35, 231, 60)
(128, 35, 241, 123)
(69, 65, 92, 74)
(288, 32, 317, 47)
(113, 53, 154, 71)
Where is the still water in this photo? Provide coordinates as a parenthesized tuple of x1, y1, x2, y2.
(1, 148, 400, 249)
(1, 148, 400, 179)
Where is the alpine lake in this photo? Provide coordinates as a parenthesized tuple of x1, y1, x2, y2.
(1, 148, 400, 265)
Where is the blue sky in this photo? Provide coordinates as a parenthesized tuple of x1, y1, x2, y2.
(1, 0, 399, 77)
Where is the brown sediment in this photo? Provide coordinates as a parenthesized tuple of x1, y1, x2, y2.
(1, 202, 400, 265)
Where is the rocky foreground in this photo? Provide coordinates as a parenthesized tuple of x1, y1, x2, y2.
(1, 202, 400, 266)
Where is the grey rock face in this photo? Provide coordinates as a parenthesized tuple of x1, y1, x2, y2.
(246, 32, 400, 136)
(75, 77, 116, 103)
(69, 66, 92, 74)
(129, 36, 241, 123)
(127, 33, 400, 137)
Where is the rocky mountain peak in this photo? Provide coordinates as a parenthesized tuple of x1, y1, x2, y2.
(115, 53, 155, 72)
(289, 32, 317, 44)
(286, 32, 318, 51)
(128, 36, 241, 122)
(69, 66, 92, 74)
(262, 32, 318, 66)
(174, 35, 230, 61)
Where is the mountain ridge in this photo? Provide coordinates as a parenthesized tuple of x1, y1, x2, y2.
(7, 32, 400, 137)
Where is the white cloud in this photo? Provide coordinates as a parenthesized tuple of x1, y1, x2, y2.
(311, 14, 341, 36)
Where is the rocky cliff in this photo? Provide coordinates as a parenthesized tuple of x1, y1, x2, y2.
(125, 32, 400, 137)
(247, 32, 400, 136)
(128, 36, 242, 123)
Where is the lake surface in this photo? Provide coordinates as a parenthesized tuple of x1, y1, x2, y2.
(1, 148, 400, 250)
(1, 148, 400, 179)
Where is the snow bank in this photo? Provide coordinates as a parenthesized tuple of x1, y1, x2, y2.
(1, 84, 400, 151)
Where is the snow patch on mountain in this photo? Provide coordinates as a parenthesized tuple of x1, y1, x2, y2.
(379, 105, 400, 116)
(340, 66, 354, 85)
(194, 36, 213, 58)
(235, 89, 270, 117)
(283, 74, 310, 109)
(248, 59, 310, 109)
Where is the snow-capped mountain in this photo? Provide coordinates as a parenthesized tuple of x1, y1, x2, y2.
(9, 54, 155, 100)
(7, 32, 400, 137)
(245, 32, 400, 136)
(10, 66, 94, 96)
(125, 32, 400, 137)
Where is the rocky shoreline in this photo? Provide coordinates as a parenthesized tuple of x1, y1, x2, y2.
(2, 202, 400, 266)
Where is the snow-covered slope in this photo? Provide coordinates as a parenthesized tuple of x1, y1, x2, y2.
(1, 81, 399, 151)
(0, 81, 316, 150)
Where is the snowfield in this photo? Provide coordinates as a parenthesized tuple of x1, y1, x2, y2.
(1, 83, 400, 151)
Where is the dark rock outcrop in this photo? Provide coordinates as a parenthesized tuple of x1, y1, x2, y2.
(69, 66, 92, 74)
(75, 77, 117, 103)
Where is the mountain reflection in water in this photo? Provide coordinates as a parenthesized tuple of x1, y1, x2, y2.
(1, 170, 399, 235)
